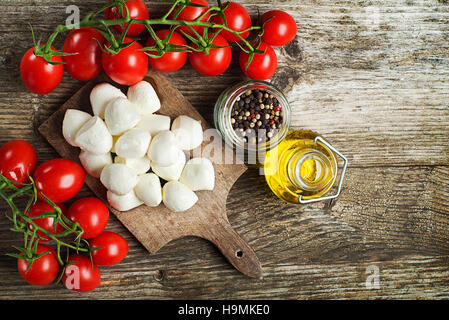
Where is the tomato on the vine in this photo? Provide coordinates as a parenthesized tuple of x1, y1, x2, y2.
(17, 244, 59, 286)
(146, 29, 188, 73)
(211, 2, 251, 43)
(62, 254, 101, 292)
(33, 159, 85, 203)
(20, 46, 64, 95)
(0, 140, 36, 185)
(169, 0, 210, 37)
(66, 197, 109, 239)
(27, 201, 67, 241)
(62, 27, 106, 81)
(261, 10, 297, 47)
(105, 0, 149, 37)
(90, 231, 129, 266)
(239, 42, 277, 80)
(102, 37, 148, 86)
(189, 34, 232, 76)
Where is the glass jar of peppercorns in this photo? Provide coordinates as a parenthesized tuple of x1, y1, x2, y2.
(214, 80, 291, 159)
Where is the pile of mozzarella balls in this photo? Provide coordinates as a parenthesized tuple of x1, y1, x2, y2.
(62, 81, 214, 212)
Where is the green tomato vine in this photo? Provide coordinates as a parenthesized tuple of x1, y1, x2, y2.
(0, 173, 91, 274)
(32, 0, 268, 67)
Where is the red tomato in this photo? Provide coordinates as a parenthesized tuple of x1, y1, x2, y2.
(62, 27, 106, 81)
(146, 29, 188, 73)
(17, 244, 59, 286)
(211, 2, 251, 43)
(105, 0, 149, 37)
(169, 0, 210, 37)
(90, 231, 129, 266)
(27, 201, 67, 241)
(102, 37, 148, 86)
(66, 197, 109, 239)
(20, 46, 64, 95)
(33, 159, 85, 203)
(62, 254, 101, 292)
(239, 42, 277, 80)
(261, 10, 297, 47)
(0, 140, 36, 185)
(189, 34, 232, 76)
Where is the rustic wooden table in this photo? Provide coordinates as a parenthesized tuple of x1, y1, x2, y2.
(1, 0, 448, 299)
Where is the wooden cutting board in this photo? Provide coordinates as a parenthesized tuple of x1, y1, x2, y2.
(38, 70, 262, 279)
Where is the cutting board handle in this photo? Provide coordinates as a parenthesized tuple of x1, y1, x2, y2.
(202, 221, 263, 279)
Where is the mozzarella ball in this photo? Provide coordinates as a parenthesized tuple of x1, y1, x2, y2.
(127, 81, 161, 115)
(147, 130, 180, 167)
(74, 116, 113, 155)
(104, 97, 141, 135)
(115, 128, 151, 159)
(79, 150, 112, 178)
(100, 163, 138, 195)
(114, 156, 150, 175)
(62, 109, 92, 147)
(134, 173, 162, 207)
(107, 190, 143, 212)
(136, 114, 171, 136)
(171, 115, 203, 150)
(179, 158, 215, 191)
(90, 83, 126, 118)
(151, 150, 186, 181)
(162, 181, 198, 212)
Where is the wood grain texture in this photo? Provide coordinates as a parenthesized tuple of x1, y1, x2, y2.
(1, 0, 449, 299)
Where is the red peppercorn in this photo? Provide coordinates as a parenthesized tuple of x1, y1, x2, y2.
(270, 119, 275, 125)
(274, 106, 281, 112)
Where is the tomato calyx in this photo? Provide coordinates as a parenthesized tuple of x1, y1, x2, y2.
(29, 25, 75, 65)
(139, 25, 193, 59)
(237, 36, 267, 70)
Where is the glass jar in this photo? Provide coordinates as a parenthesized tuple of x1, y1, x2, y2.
(264, 130, 348, 204)
(214, 80, 291, 156)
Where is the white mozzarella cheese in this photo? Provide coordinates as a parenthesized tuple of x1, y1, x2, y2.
(162, 181, 198, 212)
(90, 83, 126, 118)
(134, 173, 162, 207)
(74, 116, 113, 155)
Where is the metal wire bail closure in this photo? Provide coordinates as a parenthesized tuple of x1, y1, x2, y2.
(298, 136, 348, 204)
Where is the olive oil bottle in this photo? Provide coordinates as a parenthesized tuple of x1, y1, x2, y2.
(264, 130, 347, 204)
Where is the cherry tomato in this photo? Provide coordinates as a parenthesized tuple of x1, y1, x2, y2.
(189, 34, 232, 76)
(146, 29, 188, 73)
(105, 0, 149, 37)
(62, 27, 106, 81)
(261, 10, 297, 47)
(20, 46, 64, 95)
(33, 159, 85, 203)
(27, 201, 67, 241)
(102, 37, 148, 86)
(17, 244, 59, 286)
(90, 231, 128, 266)
(239, 42, 277, 80)
(211, 2, 251, 43)
(62, 254, 101, 292)
(66, 197, 109, 239)
(0, 140, 36, 185)
(169, 0, 210, 37)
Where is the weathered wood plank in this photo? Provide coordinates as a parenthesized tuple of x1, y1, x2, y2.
(0, 1, 448, 166)
(2, 165, 449, 298)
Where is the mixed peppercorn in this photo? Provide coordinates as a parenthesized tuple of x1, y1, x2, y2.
(231, 89, 283, 145)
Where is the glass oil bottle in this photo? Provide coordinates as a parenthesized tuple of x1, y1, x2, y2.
(263, 130, 348, 204)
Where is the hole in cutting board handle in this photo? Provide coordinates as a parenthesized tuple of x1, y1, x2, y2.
(235, 250, 243, 258)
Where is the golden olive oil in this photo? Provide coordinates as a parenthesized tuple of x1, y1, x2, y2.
(264, 130, 338, 204)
